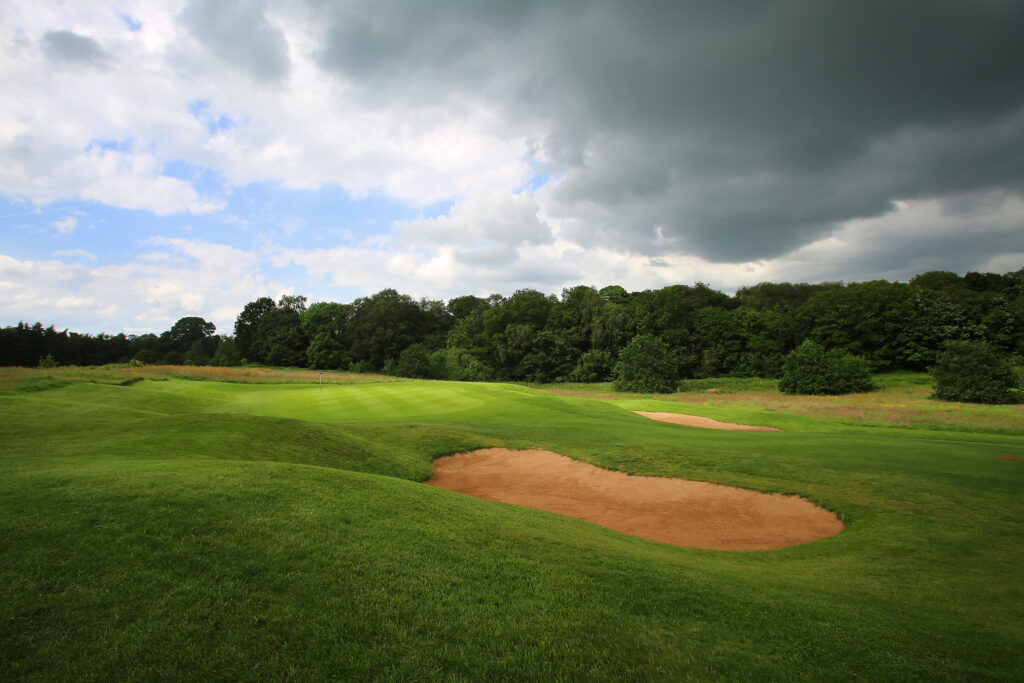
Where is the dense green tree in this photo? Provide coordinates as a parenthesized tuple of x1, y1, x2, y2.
(278, 294, 307, 313)
(209, 338, 240, 367)
(571, 349, 614, 382)
(441, 347, 495, 381)
(4, 268, 1021, 383)
(183, 339, 210, 366)
(598, 285, 629, 304)
(162, 349, 184, 365)
(234, 297, 277, 360)
(612, 334, 679, 393)
(930, 341, 1021, 404)
(447, 295, 490, 321)
(253, 307, 308, 367)
(390, 343, 436, 379)
(796, 281, 912, 369)
(301, 302, 352, 369)
(159, 317, 216, 356)
(778, 341, 875, 395)
(521, 329, 576, 383)
(347, 289, 446, 370)
(734, 281, 840, 312)
(133, 348, 159, 365)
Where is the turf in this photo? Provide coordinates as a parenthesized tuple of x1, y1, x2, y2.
(1, 369, 1023, 680)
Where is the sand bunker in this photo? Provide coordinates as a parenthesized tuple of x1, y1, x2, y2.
(426, 449, 842, 551)
(634, 411, 781, 431)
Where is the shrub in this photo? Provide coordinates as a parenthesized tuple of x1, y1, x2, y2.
(571, 349, 613, 383)
(443, 348, 494, 382)
(162, 350, 185, 366)
(612, 335, 679, 393)
(930, 340, 1021, 404)
(391, 344, 436, 379)
(37, 353, 59, 368)
(779, 341, 875, 395)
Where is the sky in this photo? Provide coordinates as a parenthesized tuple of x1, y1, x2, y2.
(2, 1, 1023, 335)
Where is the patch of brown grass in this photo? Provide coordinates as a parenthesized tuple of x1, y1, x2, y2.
(0, 364, 406, 386)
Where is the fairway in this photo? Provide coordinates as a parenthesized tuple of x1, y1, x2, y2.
(206, 380, 491, 422)
(2, 369, 1023, 680)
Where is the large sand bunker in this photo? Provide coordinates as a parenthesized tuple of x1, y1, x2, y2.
(634, 411, 781, 431)
(426, 449, 843, 551)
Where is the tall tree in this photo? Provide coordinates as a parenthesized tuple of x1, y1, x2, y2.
(160, 317, 216, 355)
(234, 297, 277, 361)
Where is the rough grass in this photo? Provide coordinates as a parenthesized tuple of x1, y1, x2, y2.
(538, 373, 1024, 434)
(2, 368, 1023, 680)
(0, 363, 407, 388)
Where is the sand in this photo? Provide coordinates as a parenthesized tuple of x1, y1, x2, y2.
(426, 448, 843, 551)
(634, 411, 781, 431)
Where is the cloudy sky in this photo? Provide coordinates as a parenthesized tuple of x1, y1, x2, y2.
(2, 1, 1023, 334)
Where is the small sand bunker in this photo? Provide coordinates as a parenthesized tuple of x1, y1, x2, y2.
(426, 449, 842, 551)
(635, 411, 781, 431)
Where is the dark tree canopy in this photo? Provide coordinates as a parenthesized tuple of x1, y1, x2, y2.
(930, 341, 1021, 404)
(160, 317, 216, 355)
(3, 269, 1021, 384)
(778, 341, 875, 395)
(612, 334, 679, 393)
(234, 297, 277, 360)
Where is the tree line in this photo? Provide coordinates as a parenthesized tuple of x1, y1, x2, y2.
(2, 269, 1022, 381)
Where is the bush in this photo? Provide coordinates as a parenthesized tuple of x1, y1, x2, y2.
(571, 349, 613, 382)
(930, 341, 1021, 404)
(779, 341, 875, 395)
(612, 335, 679, 393)
(443, 348, 494, 382)
(37, 353, 59, 368)
(390, 344, 436, 379)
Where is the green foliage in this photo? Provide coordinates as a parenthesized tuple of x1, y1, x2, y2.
(253, 308, 308, 367)
(6, 269, 1023, 383)
(183, 339, 210, 366)
(442, 347, 494, 381)
(128, 358, 145, 368)
(37, 353, 58, 368)
(347, 289, 451, 370)
(779, 340, 875, 395)
(208, 338, 240, 367)
(162, 349, 185, 365)
(571, 349, 613, 382)
(612, 334, 679, 393)
(930, 340, 1022, 404)
(233, 297, 276, 360)
(389, 343, 436, 379)
(301, 302, 353, 369)
(133, 348, 159, 365)
(306, 333, 350, 370)
(161, 317, 217, 358)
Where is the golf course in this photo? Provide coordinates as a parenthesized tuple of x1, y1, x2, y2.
(2, 366, 1023, 679)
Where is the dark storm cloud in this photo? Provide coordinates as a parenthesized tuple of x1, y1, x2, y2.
(180, 0, 290, 83)
(311, 0, 1024, 262)
(42, 30, 109, 68)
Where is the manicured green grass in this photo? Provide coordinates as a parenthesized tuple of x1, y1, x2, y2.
(2, 369, 1023, 679)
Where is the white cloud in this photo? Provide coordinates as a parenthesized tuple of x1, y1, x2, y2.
(53, 249, 96, 260)
(399, 189, 553, 248)
(0, 237, 284, 334)
(52, 215, 77, 234)
(1, 0, 1021, 337)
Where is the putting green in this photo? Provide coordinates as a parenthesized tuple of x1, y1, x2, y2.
(206, 380, 490, 422)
